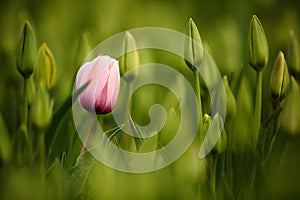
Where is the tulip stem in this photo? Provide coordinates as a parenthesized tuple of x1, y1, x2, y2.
(254, 71, 263, 148)
(225, 123, 233, 190)
(20, 77, 33, 161)
(81, 115, 95, 154)
(121, 82, 133, 150)
(207, 156, 217, 199)
(264, 103, 282, 162)
(194, 71, 204, 138)
(38, 131, 45, 171)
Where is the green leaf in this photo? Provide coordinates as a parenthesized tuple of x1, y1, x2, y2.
(138, 134, 158, 153)
(46, 81, 89, 150)
(0, 113, 12, 163)
(69, 151, 95, 199)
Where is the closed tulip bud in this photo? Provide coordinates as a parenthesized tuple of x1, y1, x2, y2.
(34, 43, 57, 90)
(119, 31, 139, 82)
(26, 77, 36, 106)
(76, 56, 120, 114)
(184, 18, 203, 71)
(247, 15, 269, 71)
(211, 113, 226, 157)
(282, 77, 300, 135)
(30, 84, 52, 130)
(223, 76, 236, 120)
(202, 113, 211, 142)
(287, 31, 300, 78)
(75, 32, 92, 69)
(16, 21, 37, 78)
(270, 51, 290, 103)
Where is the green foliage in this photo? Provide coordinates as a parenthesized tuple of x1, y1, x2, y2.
(1, 0, 300, 199)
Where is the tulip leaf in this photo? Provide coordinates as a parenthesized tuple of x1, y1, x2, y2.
(46, 82, 89, 153)
(0, 113, 12, 163)
(103, 124, 124, 145)
(69, 151, 95, 198)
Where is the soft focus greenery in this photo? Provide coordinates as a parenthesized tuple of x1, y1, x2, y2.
(1, 0, 300, 199)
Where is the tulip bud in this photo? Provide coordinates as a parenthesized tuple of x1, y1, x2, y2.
(30, 83, 52, 130)
(76, 56, 120, 114)
(202, 113, 211, 142)
(119, 31, 139, 82)
(16, 21, 37, 78)
(75, 32, 92, 69)
(287, 31, 300, 78)
(247, 15, 269, 71)
(34, 43, 57, 90)
(184, 18, 203, 71)
(223, 76, 236, 120)
(270, 51, 290, 103)
(211, 113, 226, 157)
(282, 77, 300, 135)
(203, 113, 226, 157)
(26, 77, 36, 106)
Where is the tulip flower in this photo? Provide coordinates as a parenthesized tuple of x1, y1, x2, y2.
(76, 55, 120, 114)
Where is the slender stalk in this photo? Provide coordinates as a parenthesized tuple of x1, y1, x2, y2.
(253, 71, 263, 148)
(38, 131, 45, 171)
(121, 82, 132, 150)
(264, 103, 282, 162)
(22, 78, 28, 130)
(20, 77, 33, 161)
(194, 71, 204, 138)
(208, 156, 217, 200)
(80, 115, 95, 154)
(225, 123, 233, 190)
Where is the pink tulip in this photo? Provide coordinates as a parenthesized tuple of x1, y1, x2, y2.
(76, 56, 120, 114)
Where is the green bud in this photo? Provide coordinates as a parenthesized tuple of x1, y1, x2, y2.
(247, 15, 269, 71)
(202, 113, 226, 157)
(211, 113, 227, 157)
(26, 76, 36, 106)
(16, 21, 37, 78)
(184, 18, 203, 71)
(30, 83, 52, 130)
(282, 77, 300, 135)
(75, 32, 92, 69)
(270, 51, 290, 103)
(119, 31, 139, 82)
(212, 127, 227, 158)
(287, 31, 300, 78)
(202, 113, 211, 142)
(34, 43, 57, 90)
(223, 76, 236, 120)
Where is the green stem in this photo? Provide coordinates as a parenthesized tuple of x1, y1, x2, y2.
(80, 115, 96, 154)
(121, 82, 133, 150)
(225, 123, 233, 190)
(38, 131, 45, 171)
(194, 71, 204, 139)
(20, 77, 33, 162)
(209, 156, 217, 199)
(254, 71, 263, 148)
(264, 103, 282, 162)
(22, 78, 28, 129)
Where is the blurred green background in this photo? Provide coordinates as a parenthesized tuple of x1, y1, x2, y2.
(1, 0, 300, 199)
(1, 0, 299, 104)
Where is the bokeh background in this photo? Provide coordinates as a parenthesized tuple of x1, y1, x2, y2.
(1, 0, 300, 199)
(1, 0, 299, 104)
